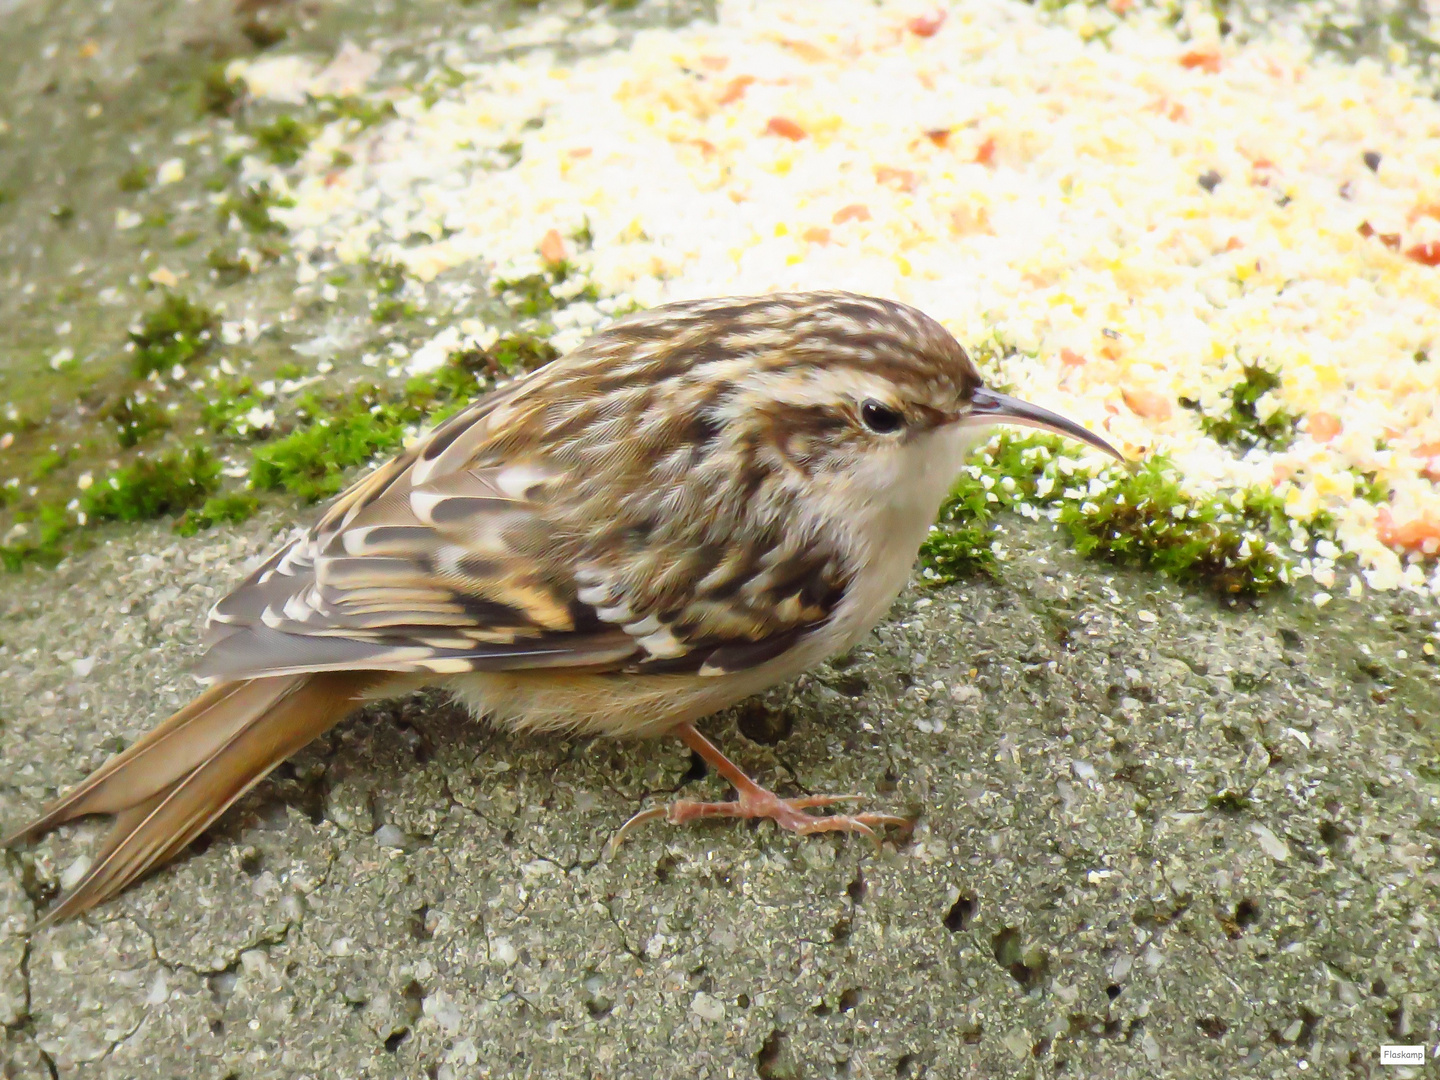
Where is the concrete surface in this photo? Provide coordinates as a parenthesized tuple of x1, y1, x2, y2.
(2, 510, 1439, 1078)
(2, 0, 1439, 1077)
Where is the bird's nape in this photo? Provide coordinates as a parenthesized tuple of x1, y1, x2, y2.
(961, 387, 1124, 462)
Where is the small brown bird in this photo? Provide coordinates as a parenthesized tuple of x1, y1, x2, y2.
(5, 291, 1120, 924)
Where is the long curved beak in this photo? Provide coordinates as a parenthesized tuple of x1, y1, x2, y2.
(960, 387, 1124, 462)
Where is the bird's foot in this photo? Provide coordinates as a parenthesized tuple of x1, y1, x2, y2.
(608, 722, 911, 854)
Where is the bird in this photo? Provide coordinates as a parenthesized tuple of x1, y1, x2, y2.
(4, 290, 1121, 925)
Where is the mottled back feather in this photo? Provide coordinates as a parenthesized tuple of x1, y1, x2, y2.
(201, 292, 979, 681)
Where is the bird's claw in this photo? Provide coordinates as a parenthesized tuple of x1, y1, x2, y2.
(608, 787, 911, 855)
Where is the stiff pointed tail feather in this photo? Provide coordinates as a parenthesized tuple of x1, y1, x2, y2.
(3, 672, 382, 926)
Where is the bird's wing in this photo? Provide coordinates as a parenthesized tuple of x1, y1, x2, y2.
(199, 386, 851, 681)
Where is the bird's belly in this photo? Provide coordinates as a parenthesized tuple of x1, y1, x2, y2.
(443, 667, 770, 740)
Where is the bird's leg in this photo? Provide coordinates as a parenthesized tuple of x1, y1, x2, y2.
(609, 722, 910, 853)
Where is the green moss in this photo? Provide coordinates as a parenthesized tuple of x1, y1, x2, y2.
(1355, 470, 1389, 505)
(199, 64, 245, 117)
(80, 447, 221, 523)
(368, 259, 406, 296)
(118, 165, 151, 192)
(1188, 363, 1297, 451)
(488, 333, 559, 376)
(27, 449, 68, 482)
(250, 397, 407, 502)
(174, 492, 260, 537)
(318, 95, 397, 130)
(924, 434, 1312, 599)
(371, 296, 419, 323)
(199, 377, 261, 433)
(108, 394, 170, 448)
(206, 245, 255, 281)
(240, 15, 288, 49)
(217, 183, 292, 235)
(129, 292, 217, 377)
(364, 259, 417, 321)
(252, 113, 315, 165)
(493, 264, 598, 320)
(919, 470, 999, 583)
(1058, 460, 1292, 597)
(0, 504, 73, 572)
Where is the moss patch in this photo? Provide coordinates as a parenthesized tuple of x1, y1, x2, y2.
(216, 183, 292, 235)
(174, 492, 261, 537)
(924, 435, 1316, 598)
(108, 394, 171, 449)
(128, 292, 217, 377)
(251, 397, 408, 502)
(79, 447, 221, 523)
(251, 113, 316, 166)
(1058, 461, 1293, 597)
(1185, 363, 1297, 452)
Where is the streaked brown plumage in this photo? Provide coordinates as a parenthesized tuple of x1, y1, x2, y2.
(5, 291, 1121, 924)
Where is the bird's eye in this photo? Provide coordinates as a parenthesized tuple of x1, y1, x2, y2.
(860, 399, 904, 434)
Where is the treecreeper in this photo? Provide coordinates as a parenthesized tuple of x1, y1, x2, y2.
(5, 291, 1122, 925)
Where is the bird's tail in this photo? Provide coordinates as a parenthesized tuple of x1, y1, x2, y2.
(4, 671, 382, 926)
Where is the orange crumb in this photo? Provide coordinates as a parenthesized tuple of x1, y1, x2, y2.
(1223, 237, 1244, 252)
(974, 136, 996, 166)
(1377, 506, 1440, 554)
(1122, 388, 1172, 421)
(698, 55, 729, 71)
(1059, 348, 1086, 367)
(1307, 412, 1342, 442)
(718, 75, 755, 105)
(833, 203, 871, 224)
(907, 10, 946, 37)
(1417, 442, 1440, 482)
(875, 166, 917, 192)
(924, 128, 951, 147)
(948, 205, 991, 236)
(802, 227, 831, 245)
(568, 147, 592, 158)
(1179, 49, 1221, 73)
(538, 229, 567, 266)
(781, 38, 827, 62)
(1406, 242, 1440, 267)
(765, 116, 807, 140)
(1107, 0, 1134, 12)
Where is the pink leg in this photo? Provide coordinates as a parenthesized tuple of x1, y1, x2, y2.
(609, 723, 911, 852)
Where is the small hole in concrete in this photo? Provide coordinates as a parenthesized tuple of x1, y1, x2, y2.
(1105, 984, 1122, 1000)
(735, 701, 794, 745)
(943, 894, 977, 931)
(756, 1029, 787, 1079)
(408, 906, 434, 942)
(384, 1027, 410, 1053)
(837, 988, 861, 1012)
(679, 751, 708, 785)
(1234, 899, 1260, 929)
(846, 869, 866, 904)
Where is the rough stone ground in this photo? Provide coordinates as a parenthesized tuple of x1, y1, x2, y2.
(2, 0, 1440, 1077)
(2, 510, 1439, 1079)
